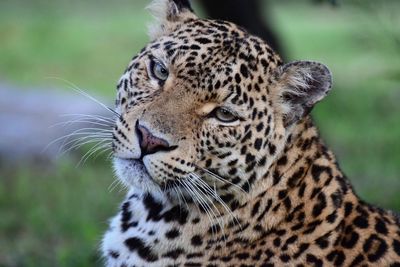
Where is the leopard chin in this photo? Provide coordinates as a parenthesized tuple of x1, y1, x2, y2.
(113, 157, 187, 200)
(113, 157, 160, 193)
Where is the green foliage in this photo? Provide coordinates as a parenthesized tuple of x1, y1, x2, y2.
(0, 0, 150, 94)
(0, 1, 399, 266)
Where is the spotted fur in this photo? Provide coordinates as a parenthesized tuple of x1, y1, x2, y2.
(102, 0, 400, 266)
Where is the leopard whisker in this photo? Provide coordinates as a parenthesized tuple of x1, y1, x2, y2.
(188, 173, 241, 239)
(108, 177, 125, 193)
(53, 119, 113, 129)
(181, 179, 217, 237)
(193, 165, 246, 194)
(171, 186, 183, 208)
(60, 113, 115, 123)
(91, 143, 113, 160)
(46, 77, 121, 118)
(187, 174, 227, 240)
(184, 176, 225, 239)
(176, 180, 191, 211)
(189, 172, 241, 230)
(52, 114, 114, 128)
(77, 139, 111, 166)
(61, 134, 110, 150)
(106, 151, 114, 161)
(59, 135, 111, 156)
(46, 127, 111, 153)
(57, 128, 111, 150)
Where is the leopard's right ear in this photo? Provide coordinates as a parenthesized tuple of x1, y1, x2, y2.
(273, 61, 332, 127)
(147, 0, 197, 40)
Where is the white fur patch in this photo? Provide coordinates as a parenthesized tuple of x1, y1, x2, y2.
(113, 157, 163, 197)
(146, 0, 197, 40)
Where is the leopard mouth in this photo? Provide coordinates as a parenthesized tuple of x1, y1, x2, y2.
(124, 158, 148, 174)
(113, 157, 189, 203)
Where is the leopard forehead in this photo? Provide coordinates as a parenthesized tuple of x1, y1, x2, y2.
(120, 18, 282, 98)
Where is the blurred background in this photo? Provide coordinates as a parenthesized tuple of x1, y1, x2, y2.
(0, 0, 399, 266)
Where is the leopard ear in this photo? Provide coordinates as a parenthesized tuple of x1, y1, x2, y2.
(274, 61, 332, 126)
(147, 0, 197, 39)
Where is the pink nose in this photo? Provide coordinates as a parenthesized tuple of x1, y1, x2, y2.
(135, 122, 172, 157)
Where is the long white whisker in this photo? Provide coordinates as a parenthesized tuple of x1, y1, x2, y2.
(61, 136, 110, 155)
(65, 127, 113, 133)
(187, 174, 228, 240)
(172, 186, 187, 211)
(77, 139, 110, 166)
(180, 179, 215, 235)
(60, 113, 115, 123)
(195, 165, 246, 194)
(45, 127, 111, 152)
(179, 179, 213, 222)
(58, 134, 111, 156)
(183, 178, 222, 238)
(108, 178, 123, 193)
(176, 181, 191, 211)
(87, 142, 112, 161)
(45, 77, 120, 118)
(57, 128, 111, 150)
(106, 151, 114, 160)
(52, 119, 113, 129)
(190, 173, 241, 231)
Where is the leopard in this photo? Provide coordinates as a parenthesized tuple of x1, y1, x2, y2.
(101, 0, 400, 266)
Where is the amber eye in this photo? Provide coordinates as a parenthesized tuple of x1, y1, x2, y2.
(213, 107, 238, 123)
(150, 60, 169, 81)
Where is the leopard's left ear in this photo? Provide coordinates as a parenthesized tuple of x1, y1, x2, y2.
(274, 61, 332, 126)
(147, 0, 197, 39)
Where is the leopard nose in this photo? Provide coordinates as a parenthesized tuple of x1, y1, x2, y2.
(135, 121, 175, 157)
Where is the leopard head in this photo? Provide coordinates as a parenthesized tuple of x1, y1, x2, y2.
(112, 0, 332, 207)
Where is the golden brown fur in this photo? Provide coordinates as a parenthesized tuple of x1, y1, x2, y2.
(101, 1, 400, 266)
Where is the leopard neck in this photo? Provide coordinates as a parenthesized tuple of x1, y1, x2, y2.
(233, 116, 357, 243)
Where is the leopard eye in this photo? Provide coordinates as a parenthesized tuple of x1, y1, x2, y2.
(150, 60, 169, 81)
(213, 107, 238, 123)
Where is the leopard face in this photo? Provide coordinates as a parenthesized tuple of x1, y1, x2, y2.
(112, 0, 331, 208)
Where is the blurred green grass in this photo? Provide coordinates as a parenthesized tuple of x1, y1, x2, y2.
(0, 159, 123, 267)
(0, 1, 399, 266)
(0, 0, 150, 94)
